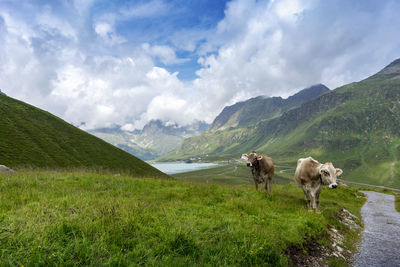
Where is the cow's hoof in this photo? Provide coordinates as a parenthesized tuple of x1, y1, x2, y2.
(315, 210, 321, 214)
(308, 209, 313, 212)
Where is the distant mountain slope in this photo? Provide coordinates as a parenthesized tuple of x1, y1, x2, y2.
(210, 84, 329, 130)
(162, 84, 329, 161)
(0, 94, 166, 177)
(162, 58, 400, 188)
(89, 120, 209, 160)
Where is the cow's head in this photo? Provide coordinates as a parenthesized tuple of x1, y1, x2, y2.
(319, 162, 343, 189)
(241, 151, 262, 167)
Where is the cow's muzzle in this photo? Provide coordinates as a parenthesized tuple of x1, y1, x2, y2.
(329, 183, 338, 189)
(246, 163, 252, 167)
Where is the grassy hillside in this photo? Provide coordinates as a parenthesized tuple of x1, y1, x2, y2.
(0, 171, 364, 266)
(0, 94, 166, 177)
(162, 59, 400, 188)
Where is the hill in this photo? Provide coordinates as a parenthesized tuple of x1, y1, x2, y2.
(161, 58, 400, 188)
(89, 120, 209, 160)
(0, 170, 364, 265)
(0, 94, 166, 177)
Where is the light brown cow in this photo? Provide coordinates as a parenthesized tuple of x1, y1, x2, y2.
(241, 151, 274, 194)
(294, 157, 343, 211)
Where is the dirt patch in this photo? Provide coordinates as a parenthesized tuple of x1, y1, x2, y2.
(286, 209, 360, 266)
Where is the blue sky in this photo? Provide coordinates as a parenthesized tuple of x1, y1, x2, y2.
(1, 0, 400, 130)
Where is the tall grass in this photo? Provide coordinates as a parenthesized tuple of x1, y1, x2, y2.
(0, 171, 364, 266)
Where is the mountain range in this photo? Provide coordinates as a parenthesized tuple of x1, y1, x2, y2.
(161, 84, 330, 160)
(162, 59, 400, 188)
(89, 120, 209, 160)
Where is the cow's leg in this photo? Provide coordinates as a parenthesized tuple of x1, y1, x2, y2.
(268, 176, 272, 194)
(302, 187, 312, 210)
(311, 190, 316, 209)
(264, 176, 272, 194)
(263, 175, 268, 192)
(315, 186, 321, 213)
(253, 178, 258, 190)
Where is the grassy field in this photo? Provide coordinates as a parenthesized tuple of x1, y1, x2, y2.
(173, 162, 294, 185)
(0, 171, 364, 266)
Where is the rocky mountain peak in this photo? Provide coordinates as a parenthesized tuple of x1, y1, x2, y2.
(378, 58, 400, 75)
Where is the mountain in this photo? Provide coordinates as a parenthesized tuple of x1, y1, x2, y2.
(162, 58, 400, 188)
(89, 120, 209, 160)
(210, 84, 329, 130)
(162, 84, 329, 161)
(0, 89, 5, 95)
(0, 94, 166, 177)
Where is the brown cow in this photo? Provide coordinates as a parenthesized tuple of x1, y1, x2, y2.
(294, 157, 343, 212)
(241, 151, 274, 194)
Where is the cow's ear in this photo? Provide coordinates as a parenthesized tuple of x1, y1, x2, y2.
(241, 154, 248, 160)
(257, 155, 263, 160)
(335, 168, 343, 176)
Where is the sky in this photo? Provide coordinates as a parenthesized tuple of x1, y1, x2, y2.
(1, 0, 400, 131)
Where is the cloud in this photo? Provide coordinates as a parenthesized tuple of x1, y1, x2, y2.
(120, 0, 171, 19)
(1, 0, 400, 132)
(94, 22, 126, 45)
(141, 43, 189, 65)
(190, 0, 400, 120)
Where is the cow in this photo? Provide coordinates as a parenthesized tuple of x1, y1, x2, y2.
(241, 151, 274, 194)
(294, 157, 343, 212)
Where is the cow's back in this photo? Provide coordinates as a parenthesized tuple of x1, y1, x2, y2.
(259, 156, 274, 176)
(294, 157, 319, 185)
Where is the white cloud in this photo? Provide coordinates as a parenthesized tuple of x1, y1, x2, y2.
(94, 22, 126, 45)
(1, 0, 400, 132)
(190, 0, 400, 120)
(142, 43, 189, 65)
(120, 0, 171, 19)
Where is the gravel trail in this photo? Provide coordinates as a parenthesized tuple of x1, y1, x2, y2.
(353, 191, 400, 267)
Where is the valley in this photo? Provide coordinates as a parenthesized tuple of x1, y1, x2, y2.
(163, 59, 400, 189)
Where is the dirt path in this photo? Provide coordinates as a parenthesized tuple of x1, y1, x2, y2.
(353, 191, 400, 267)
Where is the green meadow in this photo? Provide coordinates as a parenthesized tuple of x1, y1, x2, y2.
(0, 171, 364, 266)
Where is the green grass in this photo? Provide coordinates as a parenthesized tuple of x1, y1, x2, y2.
(0, 171, 365, 266)
(0, 94, 165, 178)
(173, 163, 294, 185)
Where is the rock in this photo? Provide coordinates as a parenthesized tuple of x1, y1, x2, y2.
(0, 165, 15, 173)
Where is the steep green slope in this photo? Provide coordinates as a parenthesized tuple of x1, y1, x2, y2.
(0, 94, 166, 177)
(162, 59, 400, 188)
(0, 171, 364, 265)
(161, 84, 329, 161)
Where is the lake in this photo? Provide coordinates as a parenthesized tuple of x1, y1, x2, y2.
(150, 162, 220, 175)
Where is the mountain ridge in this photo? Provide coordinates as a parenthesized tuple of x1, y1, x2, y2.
(210, 84, 329, 130)
(89, 120, 209, 160)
